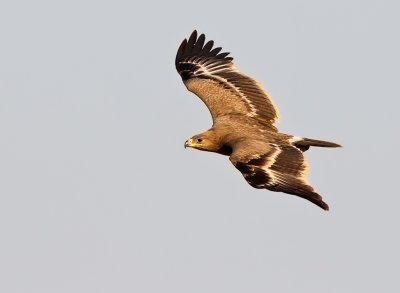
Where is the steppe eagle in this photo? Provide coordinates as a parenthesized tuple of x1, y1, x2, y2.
(175, 30, 341, 210)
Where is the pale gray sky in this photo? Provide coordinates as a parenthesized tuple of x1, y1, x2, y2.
(1, 0, 399, 292)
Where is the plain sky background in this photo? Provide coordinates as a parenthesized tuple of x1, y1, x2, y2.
(1, 0, 399, 292)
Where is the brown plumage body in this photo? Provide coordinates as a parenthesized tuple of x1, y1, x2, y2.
(176, 31, 341, 210)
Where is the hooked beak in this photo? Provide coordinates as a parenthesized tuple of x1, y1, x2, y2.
(184, 138, 193, 149)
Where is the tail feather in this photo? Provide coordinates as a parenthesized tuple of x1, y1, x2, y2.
(290, 137, 342, 152)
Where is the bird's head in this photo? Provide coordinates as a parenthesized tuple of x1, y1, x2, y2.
(184, 131, 221, 152)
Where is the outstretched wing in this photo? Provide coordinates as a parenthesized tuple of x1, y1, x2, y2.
(176, 30, 279, 126)
(230, 142, 329, 210)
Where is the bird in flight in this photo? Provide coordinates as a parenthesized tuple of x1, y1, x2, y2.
(175, 30, 341, 210)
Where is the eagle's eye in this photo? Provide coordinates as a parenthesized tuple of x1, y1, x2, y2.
(197, 138, 203, 143)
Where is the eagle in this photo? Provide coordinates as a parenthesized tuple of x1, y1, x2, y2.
(175, 30, 341, 210)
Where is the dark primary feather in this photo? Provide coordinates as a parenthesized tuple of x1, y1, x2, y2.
(267, 175, 329, 211)
(175, 30, 233, 70)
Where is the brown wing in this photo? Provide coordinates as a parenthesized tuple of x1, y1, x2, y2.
(175, 30, 279, 126)
(230, 141, 329, 210)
